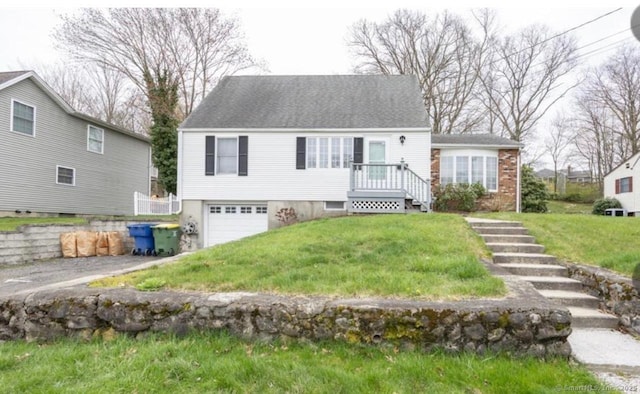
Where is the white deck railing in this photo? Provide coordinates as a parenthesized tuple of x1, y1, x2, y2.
(349, 160, 431, 211)
(134, 192, 181, 215)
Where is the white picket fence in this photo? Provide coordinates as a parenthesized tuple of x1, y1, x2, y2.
(134, 192, 181, 215)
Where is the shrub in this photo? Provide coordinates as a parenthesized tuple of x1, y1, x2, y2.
(434, 183, 486, 212)
(521, 165, 549, 213)
(592, 197, 622, 215)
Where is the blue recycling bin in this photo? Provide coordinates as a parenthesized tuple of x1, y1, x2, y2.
(127, 223, 157, 256)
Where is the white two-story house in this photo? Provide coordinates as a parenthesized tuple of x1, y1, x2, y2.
(178, 75, 432, 248)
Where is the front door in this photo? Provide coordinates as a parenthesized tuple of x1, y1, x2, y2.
(368, 140, 387, 180)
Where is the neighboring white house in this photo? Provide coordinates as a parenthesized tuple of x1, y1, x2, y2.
(0, 70, 152, 216)
(604, 152, 640, 215)
(178, 75, 432, 248)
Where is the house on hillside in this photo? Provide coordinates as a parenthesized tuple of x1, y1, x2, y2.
(178, 75, 523, 249)
(603, 152, 640, 216)
(0, 70, 152, 216)
(431, 134, 522, 212)
(178, 75, 431, 248)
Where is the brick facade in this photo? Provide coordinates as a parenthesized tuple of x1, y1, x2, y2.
(430, 148, 519, 212)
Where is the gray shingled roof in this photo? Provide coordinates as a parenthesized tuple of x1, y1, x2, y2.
(180, 75, 430, 129)
(0, 71, 29, 86)
(431, 134, 522, 148)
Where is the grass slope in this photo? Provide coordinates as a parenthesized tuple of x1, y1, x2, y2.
(0, 332, 608, 393)
(475, 211, 640, 276)
(94, 214, 505, 300)
(0, 217, 87, 232)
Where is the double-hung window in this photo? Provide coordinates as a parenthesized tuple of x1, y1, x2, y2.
(11, 100, 35, 136)
(306, 137, 354, 169)
(217, 138, 238, 175)
(87, 125, 104, 154)
(616, 177, 632, 194)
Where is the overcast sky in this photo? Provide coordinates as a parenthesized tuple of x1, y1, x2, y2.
(1, 1, 639, 168)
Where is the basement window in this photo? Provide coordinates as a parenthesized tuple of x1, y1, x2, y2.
(324, 201, 346, 211)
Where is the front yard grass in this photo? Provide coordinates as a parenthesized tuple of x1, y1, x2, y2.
(0, 217, 87, 232)
(474, 211, 640, 276)
(0, 331, 608, 393)
(93, 214, 505, 300)
(0, 215, 178, 232)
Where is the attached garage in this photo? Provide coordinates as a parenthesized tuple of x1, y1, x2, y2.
(206, 204, 268, 247)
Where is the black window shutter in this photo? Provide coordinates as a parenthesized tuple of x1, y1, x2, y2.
(296, 137, 306, 169)
(353, 137, 364, 164)
(238, 136, 248, 176)
(205, 136, 215, 176)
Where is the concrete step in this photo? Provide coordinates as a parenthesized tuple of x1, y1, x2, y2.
(568, 307, 619, 329)
(469, 220, 523, 228)
(538, 290, 601, 309)
(473, 227, 529, 235)
(487, 243, 545, 253)
(498, 263, 568, 277)
(481, 234, 536, 244)
(493, 253, 557, 265)
(519, 276, 583, 291)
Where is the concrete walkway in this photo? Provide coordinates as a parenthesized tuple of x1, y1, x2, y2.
(468, 218, 640, 393)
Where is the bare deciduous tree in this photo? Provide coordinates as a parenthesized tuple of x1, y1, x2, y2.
(544, 115, 572, 193)
(30, 61, 151, 134)
(479, 25, 578, 143)
(349, 9, 494, 134)
(54, 8, 258, 120)
(572, 93, 618, 192)
(586, 44, 640, 155)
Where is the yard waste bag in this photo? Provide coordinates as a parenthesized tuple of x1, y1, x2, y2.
(107, 231, 124, 256)
(96, 232, 109, 256)
(60, 232, 77, 258)
(76, 231, 98, 257)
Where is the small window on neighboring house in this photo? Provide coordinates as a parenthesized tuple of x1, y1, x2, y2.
(87, 125, 104, 154)
(11, 100, 35, 136)
(616, 177, 633, 194)
(486, 157, 498, 191)
(56, 166, 75, 186)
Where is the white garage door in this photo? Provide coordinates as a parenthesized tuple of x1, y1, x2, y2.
(207, 205, 268, 247)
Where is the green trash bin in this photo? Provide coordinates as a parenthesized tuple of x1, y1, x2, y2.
(151, 224, 182, 256)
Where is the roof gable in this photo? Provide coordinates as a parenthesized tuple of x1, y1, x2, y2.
(180, 75, 430, 130)
(0, 70, 148, 143)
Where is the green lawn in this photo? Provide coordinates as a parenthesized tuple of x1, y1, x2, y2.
(546, 200, 592, 214)
(474, 211, 640, 276)
(0, 332, 609, 394)
(0, 217, 87, 231)
(0, 215, 178, 232)
(94, 214, 505, 300)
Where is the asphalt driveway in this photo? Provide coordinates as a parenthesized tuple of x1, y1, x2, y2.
(0, 254, 180, 297)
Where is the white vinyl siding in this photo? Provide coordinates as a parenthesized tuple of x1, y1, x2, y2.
(603, 152, 640, 214)
(87, 125, 104, 154)
(179, 131, 431, 202)
(11, 99, 35, 136)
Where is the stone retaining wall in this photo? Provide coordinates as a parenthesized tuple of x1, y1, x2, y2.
(0, 278, 573, 358)
(0, 220, 162, 265)
(563, 263, 640, 335)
